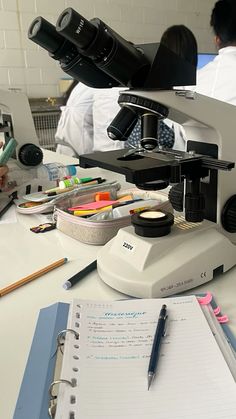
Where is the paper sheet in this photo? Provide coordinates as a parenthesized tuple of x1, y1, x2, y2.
(56, 296, 236, 419)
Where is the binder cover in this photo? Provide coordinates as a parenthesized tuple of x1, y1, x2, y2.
(13, 302, 69, 419)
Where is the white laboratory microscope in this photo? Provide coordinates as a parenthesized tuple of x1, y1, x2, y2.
(80, 89, 236, 298)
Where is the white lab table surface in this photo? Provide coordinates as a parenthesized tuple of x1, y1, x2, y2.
(1, 150, 236, 419)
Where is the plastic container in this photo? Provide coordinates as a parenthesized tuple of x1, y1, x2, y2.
(3, 161, 77, 194)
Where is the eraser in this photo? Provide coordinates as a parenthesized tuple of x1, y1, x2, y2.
(95, 191, 111, 201)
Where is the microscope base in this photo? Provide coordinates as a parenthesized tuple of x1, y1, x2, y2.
(97, 221, 236, 298)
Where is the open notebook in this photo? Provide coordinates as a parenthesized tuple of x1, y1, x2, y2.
(53, 296, 236, 419)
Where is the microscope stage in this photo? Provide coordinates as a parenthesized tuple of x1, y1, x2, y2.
(79, 148, 202, 184)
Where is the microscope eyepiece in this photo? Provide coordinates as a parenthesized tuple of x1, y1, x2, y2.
(56, 8, 97, 51)
(28, 16, 66, 55)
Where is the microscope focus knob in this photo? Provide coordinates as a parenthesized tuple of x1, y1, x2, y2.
(221, 195, 236, 233)
(168, 183, 184, 212)
(18, 143, 43, 166)
(185, 193, 205, 223)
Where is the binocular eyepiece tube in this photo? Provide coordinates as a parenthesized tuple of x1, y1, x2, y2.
(28, 7, 151, 89)
(28, 15, 119, 88)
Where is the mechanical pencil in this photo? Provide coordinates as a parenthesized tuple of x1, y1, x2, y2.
(147, 304, 168, 390)
(63, 260, 97, 290)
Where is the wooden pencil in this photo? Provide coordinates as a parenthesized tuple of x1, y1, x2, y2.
(0, 257, 68, 297)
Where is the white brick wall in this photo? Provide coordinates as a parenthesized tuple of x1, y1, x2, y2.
(0, 0, 216, 98)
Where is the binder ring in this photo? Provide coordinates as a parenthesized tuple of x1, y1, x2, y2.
(57, 328, 80, 354)
(49, 379, 74, 398)
(48, 379, 74, 418)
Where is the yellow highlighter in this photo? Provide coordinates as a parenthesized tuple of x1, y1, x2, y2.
(73, 205, 112, 217)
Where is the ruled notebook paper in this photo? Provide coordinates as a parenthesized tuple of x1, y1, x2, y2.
(55, 296, 236, 419)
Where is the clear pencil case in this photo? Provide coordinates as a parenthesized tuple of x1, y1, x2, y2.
(55, 188, 173, 245)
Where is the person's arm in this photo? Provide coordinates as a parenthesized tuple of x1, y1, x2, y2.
(93, 88, 125, 152)
(55, 83, 94, 156)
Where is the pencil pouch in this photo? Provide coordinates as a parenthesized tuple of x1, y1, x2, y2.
(15, 181, 120, 215)
(55, 188, 173, 245)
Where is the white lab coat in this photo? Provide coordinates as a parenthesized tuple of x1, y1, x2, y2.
(55, 83, 125, 157)
(174, 46, 236, 150)
(55, 83, 94, 157)
(196, 46, 236, 105)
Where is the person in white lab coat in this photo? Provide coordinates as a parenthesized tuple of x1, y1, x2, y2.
(196, 0, 236, 104)
(55, 82, 125, 157)
(174, 0, 236, 150)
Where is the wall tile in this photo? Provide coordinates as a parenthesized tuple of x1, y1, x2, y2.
(155, 0, 178, 12)
(40, 66, 65, 84)
(143, 8, 169, 25)
(35, 0, 66, 15)
(24, 49, 57, 68)
(0, 30, 4, 47)
(177, 0, 197, 13)
(120, 4, 143, 23)
(94, 2, 121, 21)
(1, 0, 17, 11)
(185, 11, 211, 29)
(64, 1, 93, 18)
(0, 11, 19, 30)
(0, 67, 9, 84)
(24, 67, 41, 84)
(8, 67, 25, 84)
(164, 10, 188, 27)
(4, 30, 21, 48)
(0, 49, 24, 67)
(17, 0, 36, 13)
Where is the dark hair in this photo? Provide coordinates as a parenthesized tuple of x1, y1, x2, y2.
(210, 0, 236, 46)
(160, 25, 198, 67)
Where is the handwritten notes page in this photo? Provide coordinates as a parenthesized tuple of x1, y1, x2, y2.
(56, 296, 236, 419)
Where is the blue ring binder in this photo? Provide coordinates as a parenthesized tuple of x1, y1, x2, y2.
(13, 302, 69, 419)
(13, 294, 236, 418)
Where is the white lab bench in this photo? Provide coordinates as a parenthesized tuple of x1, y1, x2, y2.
(1, 150, 236, 419)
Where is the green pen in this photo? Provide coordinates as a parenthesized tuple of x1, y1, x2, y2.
(78, 177, 103, 183)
